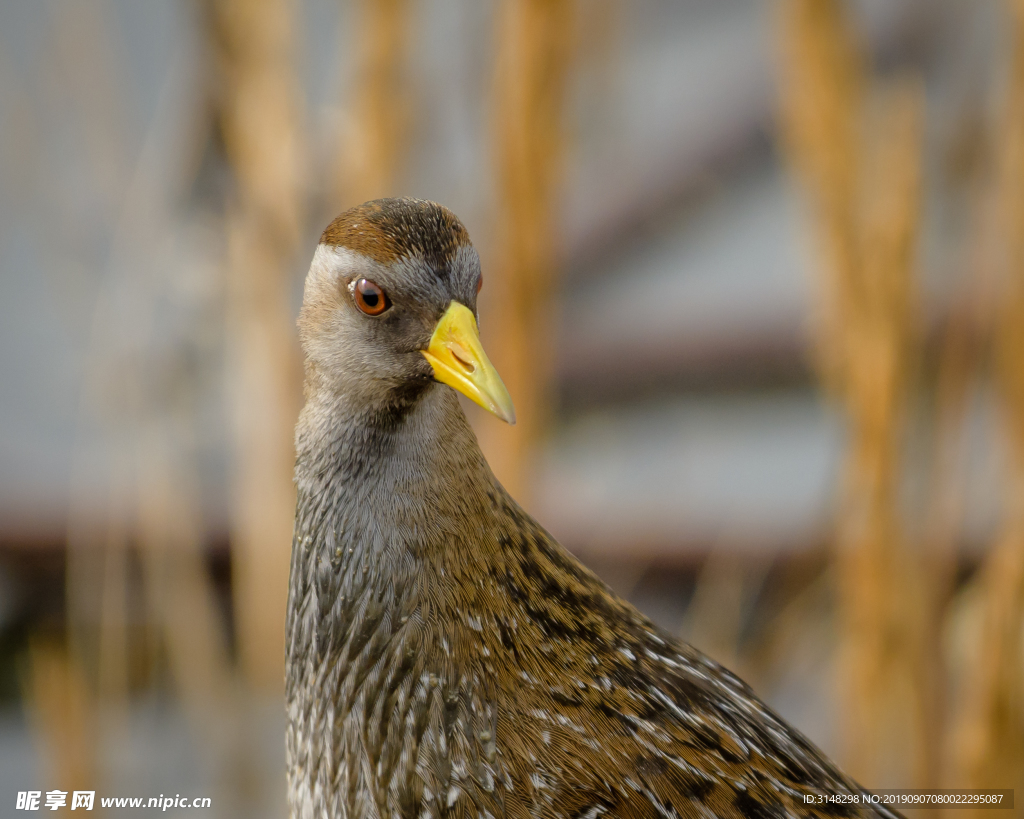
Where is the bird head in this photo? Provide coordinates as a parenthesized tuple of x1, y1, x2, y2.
(298, 198, 516, 424)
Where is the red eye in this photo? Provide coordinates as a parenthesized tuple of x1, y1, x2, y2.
(476, 274, 483, 294)
(353, 278, 390, 315)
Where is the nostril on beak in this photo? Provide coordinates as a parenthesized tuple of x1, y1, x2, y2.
(451, 348, 476, 373)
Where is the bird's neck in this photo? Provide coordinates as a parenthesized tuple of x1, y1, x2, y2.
(293, 383, 494, 542)
(288, 383, 498, 636)
(287, 384, 513, 818)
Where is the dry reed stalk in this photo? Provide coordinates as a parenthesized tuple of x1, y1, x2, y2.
(919, 125, 997, 789)
(50, 0, 132, 213)
(22, 640, 97, 804)
(45, 0, 241, 803)
(57, 0, 136, 702)
(776, 0, 864, 397)
(134, 428, 243, 813)
(574, 0, 619, 107)
(479, 0, 576, 502)
(68, 453, 133, 715)
(135, 431, 232, 706)
(97, 492, 130, 708)
(682, 549, 772, 677)
(956, 0, 1024, 803)
(209, 0, 305, 693)
(336, 0, 411, 205)
(754, 563, 836, 684)
(778, 0, 926, 784)
(839, 79, 925, 785)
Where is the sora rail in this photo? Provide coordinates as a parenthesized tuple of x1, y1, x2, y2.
(285, 198, 899, 819)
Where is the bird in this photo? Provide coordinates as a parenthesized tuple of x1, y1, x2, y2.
(285, 197, 899, 819)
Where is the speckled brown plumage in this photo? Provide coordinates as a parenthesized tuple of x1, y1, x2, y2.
(286, 199, 899, 819)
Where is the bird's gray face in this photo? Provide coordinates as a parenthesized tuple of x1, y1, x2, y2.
(298, 241, 515, 423)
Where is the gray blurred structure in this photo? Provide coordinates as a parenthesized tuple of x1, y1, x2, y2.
(1, 0, 1000, 559)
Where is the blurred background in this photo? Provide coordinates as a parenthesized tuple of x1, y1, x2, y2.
(1, 0, 1023, 815)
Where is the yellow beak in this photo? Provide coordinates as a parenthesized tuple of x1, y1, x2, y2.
(422, 302, 516, 424)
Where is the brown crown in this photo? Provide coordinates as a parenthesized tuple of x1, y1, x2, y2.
(320, 198, 471, 269)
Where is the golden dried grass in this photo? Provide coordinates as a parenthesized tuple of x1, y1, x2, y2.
(479, 0, 577, 502)
(955, 0, 1024, 804)
(22, 640, 96, 803)
(920, 102, 997, 792)
(337, 0, 412, 205)
(777, 0, 864, 397)
(209, 0, 305, 693)
(778, 0, 926, 785)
